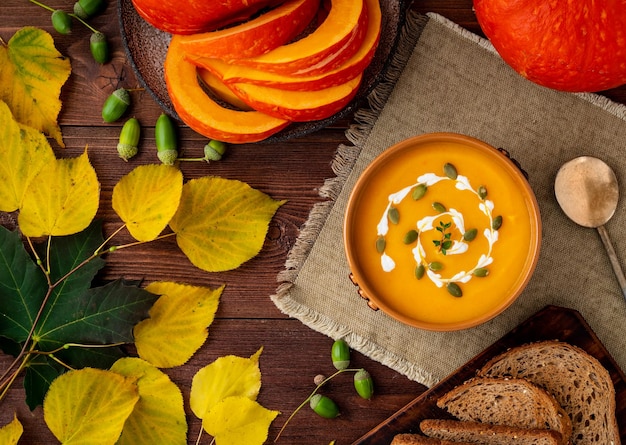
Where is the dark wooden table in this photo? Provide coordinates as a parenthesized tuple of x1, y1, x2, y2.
(1, 1, 625, 444)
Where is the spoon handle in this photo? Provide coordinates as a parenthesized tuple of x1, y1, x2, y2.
(596, 225, 626, 301)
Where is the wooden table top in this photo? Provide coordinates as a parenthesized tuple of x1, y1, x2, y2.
(1, 1, 625, 444)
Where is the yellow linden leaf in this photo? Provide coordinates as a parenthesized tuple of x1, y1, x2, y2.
(0, 414, 23, 445)
(190, 348, 263, 419)
(110, 357, 187, 445)
(0, 99, 56, 212)
(0, 27, 71, 147)
(18, 149, 100, 237)
(43, 368, 139, 445)
(112, 165, 183, 242)
(134, 281, 223, 368)
(203, 396, 279, 445)
(169, 177, 285, 272)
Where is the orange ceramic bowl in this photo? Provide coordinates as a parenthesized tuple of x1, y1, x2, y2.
(343, 133, 541, 331)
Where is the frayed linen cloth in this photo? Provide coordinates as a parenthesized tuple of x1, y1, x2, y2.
(272, 12, 626, 387)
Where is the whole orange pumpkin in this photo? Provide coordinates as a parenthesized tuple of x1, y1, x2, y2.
(473, 0, 626, 92)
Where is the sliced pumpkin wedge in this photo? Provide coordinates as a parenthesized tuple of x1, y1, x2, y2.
(233, 0, 365, 75)
(165, 35, 290, 143)
(178, 0, 320, 59)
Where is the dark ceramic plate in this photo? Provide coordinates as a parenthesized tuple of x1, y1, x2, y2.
(117, 0, 407, 142)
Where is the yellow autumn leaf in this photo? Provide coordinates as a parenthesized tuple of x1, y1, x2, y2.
(0, 414, 23, 445)
(0, 27, 71, 147)
(0, 99, 56, 212)
(18, 149, 100, 237)
(110, 357, 187, 445)
(134, 281, 223, 368)
(190, 348, 263, 419)
(169, 177, 285, 272)
(43, 368, 139, 445)
(203, 396, 279, 445)
(112, 164, 183, 242)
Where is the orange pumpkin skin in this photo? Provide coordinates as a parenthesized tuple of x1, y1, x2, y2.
(132, 0, 286, 35)
(474, 0, 626, 92)
(165, 36, 290, 143)
(177, 0, 320, 59)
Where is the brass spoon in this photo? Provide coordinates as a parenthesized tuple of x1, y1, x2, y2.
(554, 156, 626, 299)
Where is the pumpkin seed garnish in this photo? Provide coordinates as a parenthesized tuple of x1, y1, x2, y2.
(492, 215, 503, 230)
(478, 185, 488, 200)
(388, 206, 400, 224)
(432, 202, 446, 213)
(463, 228, 478, 242)
(415, 264, 425, 280)
(473, 267, 489, 277)
(376, 236, 386, 253)
(403, 229, 418, 244)
(443, 162, 458, 180)
(447, 282, 463, 297)
(428, 261, 444, 271)
(412, 183, 427, 200)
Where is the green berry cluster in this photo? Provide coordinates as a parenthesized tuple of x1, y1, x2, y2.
(30, 0, 110, 64)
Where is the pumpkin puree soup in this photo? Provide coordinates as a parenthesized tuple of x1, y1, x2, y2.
(344, 134, 541, 330)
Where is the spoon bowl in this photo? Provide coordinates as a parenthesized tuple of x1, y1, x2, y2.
(554, 156, 626, 300)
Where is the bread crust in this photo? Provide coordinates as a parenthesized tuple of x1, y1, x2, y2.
(436, 376, 572, 443)
(420, 419, 563, 445)
(391, 434, 477, 445)
(478, 340, 620, 445)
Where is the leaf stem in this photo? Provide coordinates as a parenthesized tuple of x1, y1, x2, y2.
(273, 368, 361, 442)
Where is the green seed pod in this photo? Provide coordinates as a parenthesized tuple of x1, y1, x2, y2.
(412, 183, 427, 200)
(102, 88, 130, 123)
(51, 10, 72, 35)
(354, 368, 374, 400)
(415, 264, 425, 279)
(387, 207, 399, 224)
(90, 32, 110, 64)
(473, 267, 489, 277)
(432, 202, 446, 213)
(375, 236, 386, 253)
(74, 0, 106, 19)
(492, 215, 503, 230)
(443, 162, 458, 179)
(463, 228, 478, 242)
(204, 139, 227, 161)
(331, 339, 350, 370)
(309, 394, 339, 419)
(403, 229, 418, 245)
(155, 113, 178, 165)
(429, 262, 443, 271)
(478, 185, 488, 199)
(447, 282, 463, 297)
(117, 117, 140, 161)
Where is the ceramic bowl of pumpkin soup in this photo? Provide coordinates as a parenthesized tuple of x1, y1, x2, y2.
(343, 133, 541, 331)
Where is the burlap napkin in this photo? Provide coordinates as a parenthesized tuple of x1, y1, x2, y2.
(272, 12, 626, 387)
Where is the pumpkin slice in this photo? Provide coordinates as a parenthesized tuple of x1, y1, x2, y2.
(165, 35, 290, 143)
(197, 69, 254, 111)
(178, 0, 320, 59)
(232, 0, 365, 75)
(190, 0, 380, 91)
(227, 74, 362, 121)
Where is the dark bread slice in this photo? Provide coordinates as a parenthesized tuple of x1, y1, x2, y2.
(436, 377, 572, 442)
(420, 419, 563, 445)
(391, 434, 479, 445)
(478, 341, 620, 445)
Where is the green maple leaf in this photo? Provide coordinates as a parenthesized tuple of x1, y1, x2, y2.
(0, 221, 159, 408)
(0, 225, 47, 342)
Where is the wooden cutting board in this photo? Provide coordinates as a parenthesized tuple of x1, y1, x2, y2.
(353, 305, 626, 444)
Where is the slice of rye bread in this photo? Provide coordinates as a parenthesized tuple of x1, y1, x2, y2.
(420, 419, 563, 445)
(478, 340, 620, 445)
(436, 376, 572, 442)
(391, 433, 481, 445)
